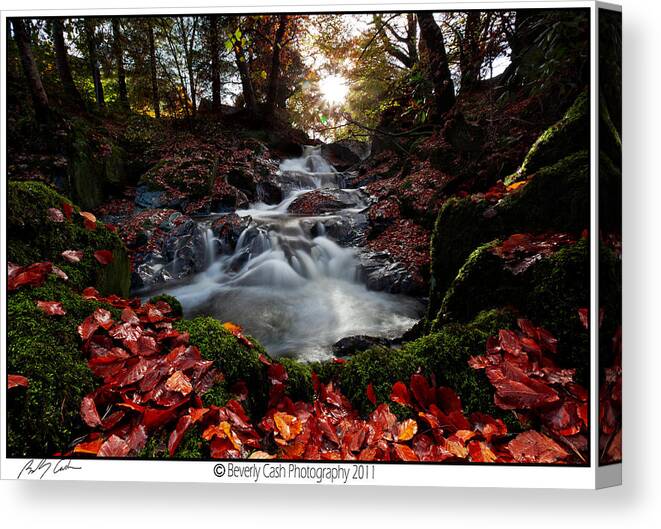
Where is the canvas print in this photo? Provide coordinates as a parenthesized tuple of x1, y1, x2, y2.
(4, 7, 609, 468)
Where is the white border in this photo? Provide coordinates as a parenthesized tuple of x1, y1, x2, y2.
(0, 0, 618, 488)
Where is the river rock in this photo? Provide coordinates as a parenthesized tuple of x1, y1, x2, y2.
(357, 250, 417, 294)
(135, 184, 182, 209)
(320, 142, 362, 171)
(333, 335, 390, 357)
(211, 213, 253, 252)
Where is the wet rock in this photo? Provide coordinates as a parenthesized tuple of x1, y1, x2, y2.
(333, 335, 390, 357)
(135, 184, 182, 209)
(302, 212, 370, 247)
(211, 213, 253, 252)
(288, 188, 368, 216)
(320, 141, 363, 171)
(357, 250, 418, 295)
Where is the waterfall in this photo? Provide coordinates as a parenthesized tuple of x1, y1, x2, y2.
(146, 145, 423, 361)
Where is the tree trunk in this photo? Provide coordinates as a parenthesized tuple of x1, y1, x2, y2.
(52, 18, 85, 110)
(266, 15, 288, 119)
(460, 12, 481, 91)
(84, 20, 105, 110)
(209, 15, 221, 112)
(11, 19, 49, 121)
(148, 20, 160, 119)
(112, 18, 129, 109)
(417, 12, 455, 117)
(234, 42, 257, 117)
(180, 17, 198, 117)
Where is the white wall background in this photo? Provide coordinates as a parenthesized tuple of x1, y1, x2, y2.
(1, 0, 659, 526)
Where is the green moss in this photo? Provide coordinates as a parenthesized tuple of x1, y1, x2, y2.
(149, 294, 183, 318)
(279, 357, 314, 402)
(201, 383, 231, 408)
(505, 91, 589, 185)
(337, 346, 429, 417)
(6, 279, 119, 457)
(139, 426, 207, 459)
(175, 316, 268, 413)
(68, 118, 128, 209)
(7, 181, 130, 296)
(403, 309, 519, 424)
(525, 239, 590, 383)
(428, 197, 500, 321)
(434, 240, 519, 327)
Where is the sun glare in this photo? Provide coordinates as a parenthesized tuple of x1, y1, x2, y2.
(319, 74, 349, 106)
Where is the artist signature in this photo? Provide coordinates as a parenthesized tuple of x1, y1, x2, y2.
(17, 459, 83, 479)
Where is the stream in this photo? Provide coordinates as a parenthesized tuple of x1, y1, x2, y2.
(142, 146, 424, 361)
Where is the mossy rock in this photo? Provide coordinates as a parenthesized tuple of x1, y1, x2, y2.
(175, 316, 269, 413)
(6, 279, 119, 457)
(68, 118, 128, 210)
(505, 91, 589, 185)
(337, 346, 430, 417)
(7, 181, 131, 296)
(279, 357, 314, 402)
(402, 309, 518, 423)
(434, 240, 519, 326)
(434, 235, 591, 384)
(428, 197, 501, 321)
(428, 151, 589, 321)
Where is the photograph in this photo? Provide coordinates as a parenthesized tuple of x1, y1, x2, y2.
(3, 5, 620, 470)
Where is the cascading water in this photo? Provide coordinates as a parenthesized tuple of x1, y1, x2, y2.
(145, 146, 423, 361)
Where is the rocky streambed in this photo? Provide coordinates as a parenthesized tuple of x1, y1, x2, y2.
(128, 145, 425, 361)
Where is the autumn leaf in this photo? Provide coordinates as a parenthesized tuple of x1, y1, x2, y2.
(223, 321, 253, 348)
(8, 262, 52, 291)
(274, 411, 303, 441)
(47, 207, 65, 222)
(62, 202, 74, 220)
(8, 374, 29, 389)
(36, 300, 66, 316)
(396, 419, 418, 441)
(94, 250, 114, 265)
(578, 307, 589, 330)
(80, 395, 102, 428)
(97, 435, 131, 457)
(73, 437, 104, 455)
(468, 440, 497, 462)
(392, 443, 418, 461)
(61, 250, 84, 263)
(165, 370, 193, 396)
(390, 381, 412, 407)
(507, 431, 569, 463)
(366, 383, 377, 405)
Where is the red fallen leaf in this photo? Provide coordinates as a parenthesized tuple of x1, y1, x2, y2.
(311, 372, 320, 394)
(274, 412, 303, 441)
(392, 443, 418, 461)
(121, 307, 140, 325)
(397, 419, 418, 441)
(410, 373, 434, 409)
(231, 380, 249, 401)
(258, 353, 272, 366)
(79, 211, 97, 223)
(94, 250, 113, 265)
(8, 374, 29, 389)
(165, 370, 193, 396)
(189, 407, 209, 423)
(486, 361, 560, 410)
(73, 437, 104, 455)
(97, 435, 130, 457)
(507, 431, 569, 463)
(436, 387, 463, 414)
(536, 327, 558, 354)
(499, 329, 523, 356)
(366, 383, 377, 405)
(223, 322, 254, 348)
(578, 308, 589, 330)
(52, 265, 68, 281)
(470, 412, 508, 443)
(105, 223, 117, 232)
(126, 424, 148, 453)
(62, 202, 74, 220)
(517, 319, 538, 340)
(8, 262, 52, 291)
(47, 207, 65, 222)
(468, 440, 497, 462)
(143, 406, 183, 431)
(36, 300, 66, 316)
(169, 415, 194, 456)
(146, 305, 165, 323)
(78, 315, 100, 341)
(332, 358, 347, 364)
(267, 363, 288, 384)
(80, 395, 102, 427)
(82, 287, 100, 299)
(390, 381, 412, 407)
(93, 308, 114, 330)
(61, 250, 84, 263)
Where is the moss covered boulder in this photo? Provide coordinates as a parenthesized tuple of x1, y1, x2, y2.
(428, 151, 590, 320)
(505, 91, 589, 185)
(68, 118, 128, 210)
(6, 279, 119, 457)
(7, 181, 131, 296)
(175, 316, 269, 413)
